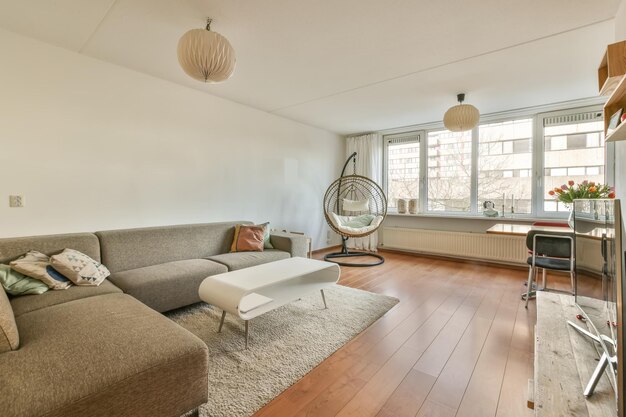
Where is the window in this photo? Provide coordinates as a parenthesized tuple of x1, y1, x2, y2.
(383, 104, 609, 218)
(478, 119, 533, 214)
(384, 132, 420, 210)
(427, 130, 472, 212)
(541, 111, 605, 213)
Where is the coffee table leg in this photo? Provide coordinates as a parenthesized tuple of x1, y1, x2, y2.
(245, 320, 249, 349)
(218, 310, 226, 333)
(321, 289, 328, 309)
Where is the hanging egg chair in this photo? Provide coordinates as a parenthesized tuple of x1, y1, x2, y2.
(323, 152, 387, 267)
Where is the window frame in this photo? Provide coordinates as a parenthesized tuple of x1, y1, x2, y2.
(382, 102, 608, 219)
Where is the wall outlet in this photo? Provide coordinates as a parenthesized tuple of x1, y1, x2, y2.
(9, 195, 24, 208)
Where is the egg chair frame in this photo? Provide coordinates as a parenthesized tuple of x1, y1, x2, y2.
(323, 152, 387, 267)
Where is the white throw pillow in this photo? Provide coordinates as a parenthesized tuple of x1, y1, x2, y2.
(50, 249, 110, 286)
(10, 251, 72, 290)
(343, 198, 370, 212)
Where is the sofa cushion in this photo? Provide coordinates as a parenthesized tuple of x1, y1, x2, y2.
(207, 249, 290, 271)
(0, 232, 101, 265)
(96, 222, 249, 273)
(108, 259, 228, 312)
(0, 293, 208, 417)
(10, 279, 121, 317)
(0, 287, 18, 353)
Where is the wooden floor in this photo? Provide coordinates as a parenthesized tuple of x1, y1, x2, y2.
(251, 250, 559, 417)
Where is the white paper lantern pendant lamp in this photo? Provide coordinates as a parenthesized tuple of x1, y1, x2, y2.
(443, 93, 480, 132)
(177, 18, 236, 83)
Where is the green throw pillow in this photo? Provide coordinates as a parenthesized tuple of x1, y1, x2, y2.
(0, 264, 49, 296)
(260, 222, 273, 249)
(342, 214, 376, 228)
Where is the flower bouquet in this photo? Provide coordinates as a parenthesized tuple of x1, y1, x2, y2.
(548, 180, 615, 204)
(549, 180, 615, 227)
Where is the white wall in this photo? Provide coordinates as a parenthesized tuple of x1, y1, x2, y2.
(0, 29, 343, 249)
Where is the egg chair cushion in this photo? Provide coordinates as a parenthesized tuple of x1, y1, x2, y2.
(343, 198, 370, 212)
(329, 213, 384, 236)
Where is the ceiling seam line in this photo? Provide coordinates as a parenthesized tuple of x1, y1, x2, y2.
(78, 0, 119, 53)
(268, 16, 615, 114)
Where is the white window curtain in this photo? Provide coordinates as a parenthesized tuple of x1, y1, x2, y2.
(346, 133, 383, 251)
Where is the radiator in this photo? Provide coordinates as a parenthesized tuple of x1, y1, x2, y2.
(380, 227, 527, 265)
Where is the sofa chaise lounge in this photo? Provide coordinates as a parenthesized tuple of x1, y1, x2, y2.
(0, 221, 308, 417)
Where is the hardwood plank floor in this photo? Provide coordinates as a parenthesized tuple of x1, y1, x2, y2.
(252, 250, 550, 417)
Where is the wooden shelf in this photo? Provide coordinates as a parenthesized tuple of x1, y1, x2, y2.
(604, 73, 626, 142)
(599, 40, 626, 96)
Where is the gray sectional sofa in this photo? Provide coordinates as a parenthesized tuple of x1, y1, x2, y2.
(0, 221, 309, 417)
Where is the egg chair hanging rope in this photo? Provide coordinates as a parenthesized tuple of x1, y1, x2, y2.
(323, 152, 387, 267)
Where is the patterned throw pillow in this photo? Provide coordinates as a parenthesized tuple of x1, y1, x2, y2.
(10, 251, 72, 290)
(50, 249, 110, 286)
(230, 224, 266, 252)
(0, 264, 49, 296)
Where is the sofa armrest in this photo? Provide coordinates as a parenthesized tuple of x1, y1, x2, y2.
(270, 233, 310, 258)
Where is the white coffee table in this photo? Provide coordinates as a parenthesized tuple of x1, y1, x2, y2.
(198, 257, 340, 348)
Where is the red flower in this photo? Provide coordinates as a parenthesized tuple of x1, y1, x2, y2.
(609, 192, 616, 198)
(548, 190, 555, 196)
(589, 181, 595, 186)
(568, 180, 575, 186)
(561, 184, 568, 190)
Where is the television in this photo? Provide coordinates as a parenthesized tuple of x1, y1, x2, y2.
(573, 198, 624, 416)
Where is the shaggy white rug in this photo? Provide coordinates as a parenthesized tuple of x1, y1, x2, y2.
(168, 284, 398, 417)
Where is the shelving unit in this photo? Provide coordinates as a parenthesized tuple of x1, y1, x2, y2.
(600, 41, 626, 142)
(604, 75, 626, 142)
(599, 40, 626, 96)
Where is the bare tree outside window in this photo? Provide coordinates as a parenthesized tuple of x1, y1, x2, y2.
(427, 130, 472, 212)
(478, 119, 533, 214)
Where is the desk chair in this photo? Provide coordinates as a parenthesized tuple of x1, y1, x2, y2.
(529, 221, 570, 286)
(523, 230, 575, 308)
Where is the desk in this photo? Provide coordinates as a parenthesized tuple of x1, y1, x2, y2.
(486, 223, 572, 236)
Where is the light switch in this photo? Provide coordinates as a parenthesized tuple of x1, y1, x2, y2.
(9, 195, 24, 208)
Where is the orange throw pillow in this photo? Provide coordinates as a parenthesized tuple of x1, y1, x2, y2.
(230, 224, 266, 252)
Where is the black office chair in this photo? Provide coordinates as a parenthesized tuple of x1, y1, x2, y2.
(522, 230, 575, 308)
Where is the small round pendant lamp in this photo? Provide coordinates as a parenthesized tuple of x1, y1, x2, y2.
(443, 93, 480, 132)
(177, 18, 236, 83)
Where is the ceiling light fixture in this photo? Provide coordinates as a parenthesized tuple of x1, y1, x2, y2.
(443, 93, 480, 132)
(177, 18, 236, 83)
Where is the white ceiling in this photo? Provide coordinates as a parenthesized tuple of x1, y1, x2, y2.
(0, 0, 620, 134)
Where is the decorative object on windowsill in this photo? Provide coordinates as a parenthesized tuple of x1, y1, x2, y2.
(510, 194, 515, 214)
(607, 108, 624, 134)
(443, 93, 480, 132)
(408, 198, 418, 214)
(483, 201, 498, 217)
(397, 198, 407, 214)
(177, 18, 236, 83)
(548, 180, 615, 228)
(501, 194, 506, 217)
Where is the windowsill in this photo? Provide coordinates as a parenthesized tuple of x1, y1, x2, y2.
(386, 212, 567, 222)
